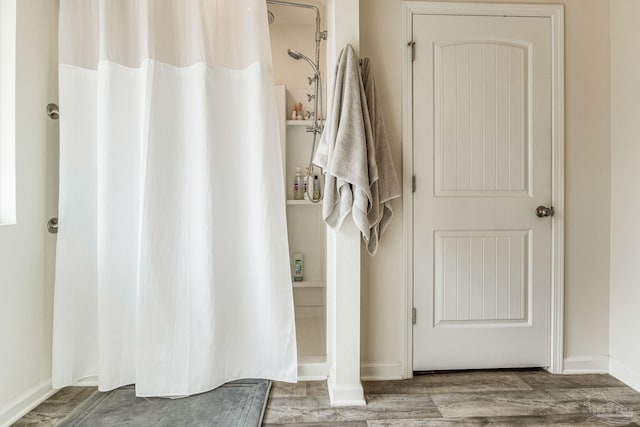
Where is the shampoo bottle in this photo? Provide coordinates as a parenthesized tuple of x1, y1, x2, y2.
(312, 175, 321, 201)
(293, 253, 304, 282)
(303, 167, 310, 200)
(294, 167, 303, 200)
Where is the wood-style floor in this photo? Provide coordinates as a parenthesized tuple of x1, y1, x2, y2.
(14, 369, 640, 426)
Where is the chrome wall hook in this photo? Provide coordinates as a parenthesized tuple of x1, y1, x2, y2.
(46, 103, 59, 120)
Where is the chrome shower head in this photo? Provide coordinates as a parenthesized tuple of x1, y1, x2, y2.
(287, 49, 303, 60)
(287, 49, 319, 76)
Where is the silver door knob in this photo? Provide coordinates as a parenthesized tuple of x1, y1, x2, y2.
(535, 206, 554, 218)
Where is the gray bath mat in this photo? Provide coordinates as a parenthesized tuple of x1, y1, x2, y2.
(58, 379, 271, 427)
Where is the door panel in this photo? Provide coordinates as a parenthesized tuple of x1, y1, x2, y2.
(436, 41, 529, 196)
(434, 230, 529, 325)
(413, 15, 552, 370)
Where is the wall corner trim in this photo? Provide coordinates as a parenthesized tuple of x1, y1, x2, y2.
(0, 379, 55, 427)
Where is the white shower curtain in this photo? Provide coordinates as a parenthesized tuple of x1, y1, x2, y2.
(52, 0, 297, 397)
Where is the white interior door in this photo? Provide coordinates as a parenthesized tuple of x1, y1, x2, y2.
(412, 14, 553, 370)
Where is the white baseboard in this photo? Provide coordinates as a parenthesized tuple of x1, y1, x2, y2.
(361, 362, 403, 381)
(0, 379, 56, 427)
(298, 359, 329, 381)
(562, 355, 610, 374)
(610, 358, 640, 393)
(299, 360, 403, 382)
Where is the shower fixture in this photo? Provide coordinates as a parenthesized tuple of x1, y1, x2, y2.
(267, 1, 325, 134)
(267, 0, 326, 202)
(286, 45, 322, 137)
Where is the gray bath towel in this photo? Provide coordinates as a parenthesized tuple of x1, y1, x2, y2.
(314, 44, 373, 237)
(361, 58, 401, 255)
(314, 45, 400, 255)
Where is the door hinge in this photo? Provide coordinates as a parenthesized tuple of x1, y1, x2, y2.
(412, 175, 416, 193)
(412, 307, 417, 325)
(408, 41, 416, 62)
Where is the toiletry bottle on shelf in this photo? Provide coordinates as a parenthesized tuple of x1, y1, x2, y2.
(313, 175, 321, 201)
(303, 167, 310, 200)
(293, 253, 304, 282)
(294, 167, 303, 200)
(291, 105, 297, 120)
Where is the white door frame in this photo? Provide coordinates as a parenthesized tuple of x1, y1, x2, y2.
(401, 1, 565, 377)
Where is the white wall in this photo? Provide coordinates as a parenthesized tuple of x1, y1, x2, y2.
(609, 0, 640, 391)
(0, 1, 58, 425)
(359, 0, 612, 374)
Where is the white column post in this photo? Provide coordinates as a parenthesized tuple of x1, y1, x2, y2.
(324, 0, 365, 407)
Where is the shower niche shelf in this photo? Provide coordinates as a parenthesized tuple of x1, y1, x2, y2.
(293, 281, 324, 288)
(286, 199, 322, 206)
(286, 120, 314, 126)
